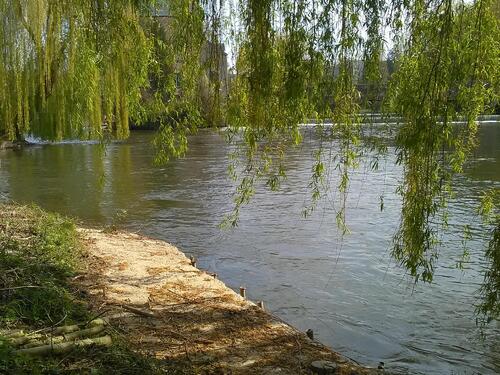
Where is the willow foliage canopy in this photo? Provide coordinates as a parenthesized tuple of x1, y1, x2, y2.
(0, 0, 499, 322)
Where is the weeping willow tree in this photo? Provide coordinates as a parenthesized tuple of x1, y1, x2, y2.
(389, 0, 497, 271)
(1, 0, 499, 322)
(219, 0, 498, 327)
(221, 0, 500, 325)
(385, 0, 499, 324)
(0, 0, 155, 141)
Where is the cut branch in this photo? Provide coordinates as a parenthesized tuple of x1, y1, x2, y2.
(15, 335, 112, 356)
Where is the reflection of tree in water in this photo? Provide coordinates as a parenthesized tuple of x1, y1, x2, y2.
(3, 143, 150, 223)
(466, 125, 500, 182)
(5, 144, 105, 221)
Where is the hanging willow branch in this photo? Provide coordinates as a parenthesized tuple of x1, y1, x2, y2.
(1, 0, 499, 321)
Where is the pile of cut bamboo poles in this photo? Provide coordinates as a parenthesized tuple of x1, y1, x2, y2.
(0, 318, 112, 356)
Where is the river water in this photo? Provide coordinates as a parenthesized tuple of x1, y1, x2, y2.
(0, 123, 499, 374)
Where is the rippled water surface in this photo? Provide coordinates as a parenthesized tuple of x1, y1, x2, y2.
(1, 124, 499, 374)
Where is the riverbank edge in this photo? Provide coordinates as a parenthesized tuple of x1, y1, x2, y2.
(0, 203, 379, 374)
(0, 203, 167, 374)
(0, 139, 32, 150)
(79, 227, 381, 374)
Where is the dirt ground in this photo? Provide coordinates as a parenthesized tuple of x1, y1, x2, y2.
(76, 228, 380, 375)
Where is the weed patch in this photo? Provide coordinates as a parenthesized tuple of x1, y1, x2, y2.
(0, 203, 86, 327)
(0, 203, 169, 374)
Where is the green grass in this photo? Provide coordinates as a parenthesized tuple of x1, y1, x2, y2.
(0, 336, 168, 375)
(0, 203, 86, 327)
(0, 203, 176, 374)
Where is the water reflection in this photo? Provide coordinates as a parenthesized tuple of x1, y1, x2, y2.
(0, 124, 499, 375)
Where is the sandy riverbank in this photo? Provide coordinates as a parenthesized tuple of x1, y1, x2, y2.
(76, 228, 378, 374)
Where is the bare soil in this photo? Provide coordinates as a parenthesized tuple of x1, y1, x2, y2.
(77, 228, 379, 375)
